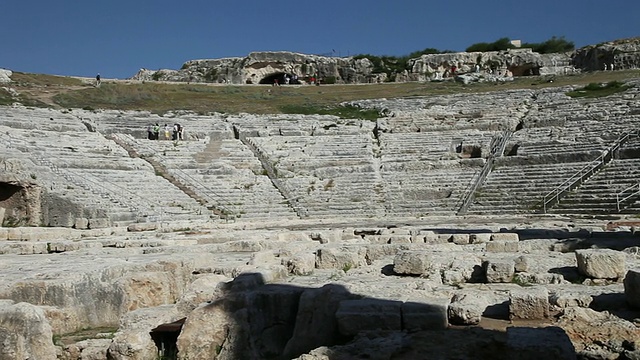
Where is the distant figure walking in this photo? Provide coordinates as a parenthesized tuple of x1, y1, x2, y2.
(96, 73, 101, 87)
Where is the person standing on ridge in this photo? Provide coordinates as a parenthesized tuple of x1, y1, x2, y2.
(96, 73, 101, 87)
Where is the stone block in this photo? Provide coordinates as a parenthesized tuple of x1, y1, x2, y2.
(402, 297, 449, 331)
(446, 254, 484, 284)
(388, 235, 411, 244)
(509, 287, 549, 320)
(364, 235, 386, 244)
(513, 272, 564, 286)
(575, 249, 626, 279)
(0, 207, 5, 225)
(486, 241, 519, 253)
(315, 247, 366, 270)
(514, 255, 531, 272)
(451, 233, 470, 245)
(336, 299, 402, 336)
(393, 251, 432, 275)
(127, 222, 158, 232)
(491, 233, 519, 242)
(484, 259, 515, 283)
(6, 227, 79, 241)
(448, 292, 490, 325)
(506, 327, 577, 360)
(549, 291, 593, 308)
(88, 218, 110, 229)
(469, 233, 491, 244)
(74, 218, 89, 230)
(1, 242, 48, 255)
(438, 234, 453, 243)
(624, 269, 640, 308)
(424, 232, 447, 244)
(0, 302, 57, 360)
(285, 252, 316, 276)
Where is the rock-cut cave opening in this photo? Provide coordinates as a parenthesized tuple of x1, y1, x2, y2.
(150, 318, 185, 360)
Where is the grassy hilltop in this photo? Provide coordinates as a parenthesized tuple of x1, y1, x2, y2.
(1, 70, 639, 119)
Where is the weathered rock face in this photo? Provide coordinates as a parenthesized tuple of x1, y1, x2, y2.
(132, 52, 376, 85)
(409, 48, 573, 80)
(0, 301, 57, 360)
(575, 249, 626, 279)
(558, 307, 640, 359)
(0, 178, 41, 227)
(131, 48, 574, 85)
(572, 37, 640, 71)
(0, 69, 12, 84)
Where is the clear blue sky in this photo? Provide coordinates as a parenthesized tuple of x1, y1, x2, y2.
(2, 0, 638, 79)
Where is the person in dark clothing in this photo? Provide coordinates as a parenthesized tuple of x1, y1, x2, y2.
(153, 123, 160, 140)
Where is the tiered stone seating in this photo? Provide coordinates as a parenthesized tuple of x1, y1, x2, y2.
(377, 131, 491, 215)
(1, 125, 211, 225)
(551, 158, 640, 214)
(0, 106, 87, 132)
(117, 134, 298, 221)
(380, 130, 495, 160)
(465, 161, 593, 214)
(382, 164, 479, 216)
(249, 134, 385, 218)
(367, 90, 534, 132)
(229, 113, 370, 137)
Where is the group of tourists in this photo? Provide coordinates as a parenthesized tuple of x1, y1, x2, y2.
(147, 123, 184, 141)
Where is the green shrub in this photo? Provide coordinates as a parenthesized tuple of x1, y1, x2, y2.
(522, 36, 575, 53)
(323, 76, 337, 84)
(466, 37, 515, 52)
(466, 36, 575, 54)
(566, 81, 629, 98)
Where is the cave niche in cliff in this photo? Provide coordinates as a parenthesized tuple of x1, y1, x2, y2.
(0, 182, 30, 226)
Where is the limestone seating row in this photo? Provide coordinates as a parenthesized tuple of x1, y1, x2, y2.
(0, 106, 86, 132)
(78, 169, 210, 219)
(29, 133, 209, 222)
(246, 128, 484, 215)
(230, 114, 371, 137)
(280, 173, 384, 218)
(171, 169, 296, 220)
(378, 132, 495, 160)
(282, 171, 384, 216)
(551, 158, 640, 214)
(248, 134, 383, 218)
(516, 141, 607, 157)
(114, 134, 297, 220)
(467, 162, 591, 214)
(0, 130, 146, 224)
